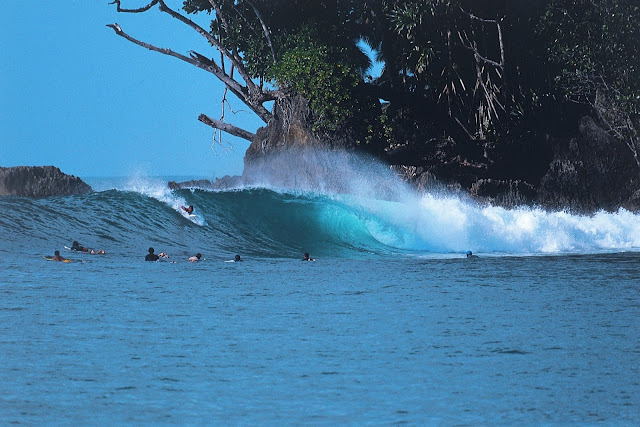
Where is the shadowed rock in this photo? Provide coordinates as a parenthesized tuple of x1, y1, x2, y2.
(0, 166, 92, 197)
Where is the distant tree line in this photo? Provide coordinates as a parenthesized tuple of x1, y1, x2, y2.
(109, 0, 640, 165)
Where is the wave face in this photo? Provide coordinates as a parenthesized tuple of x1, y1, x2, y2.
(3, 151, 640, 259)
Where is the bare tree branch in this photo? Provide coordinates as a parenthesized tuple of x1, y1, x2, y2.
(458, 30, 503, 69)
(207, 0, 230, 32)
(199, 114, 256, 141)
(106, 23, 246, 99)
(107, 23, 211, 72)
(109, 0, 158, 13)
(156, 0, 264, 102)
(188, 51, 246, 98)
(108, 1, 276, 123)
(459, 7, 505, 69)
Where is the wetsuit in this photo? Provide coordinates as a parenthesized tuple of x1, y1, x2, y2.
(145, 253, 159, 261)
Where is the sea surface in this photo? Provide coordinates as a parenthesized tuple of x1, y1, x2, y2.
(1, 167, 639, 424)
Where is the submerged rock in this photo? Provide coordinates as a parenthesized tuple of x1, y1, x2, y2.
(0, 166, 92, 197)
(168, 175, 245, 191)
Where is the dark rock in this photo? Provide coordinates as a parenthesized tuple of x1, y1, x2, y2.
(388, 115, 640, 213)
(245, 95, 320, 166)
(536, 116, 640, 213)
(0, 166, 92, 197)
(470, 179, 537, 208)
(387, 137, 488, 190)
(168, 175, 245, 191)
(391, 165, 461, 194)
(180, 102, 640, 213)
(622, 189, 640, 212)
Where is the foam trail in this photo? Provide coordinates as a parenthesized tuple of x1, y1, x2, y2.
(122, 174, 206, 226)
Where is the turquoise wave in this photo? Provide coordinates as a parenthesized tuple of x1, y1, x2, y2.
(2, 180, 640, 259)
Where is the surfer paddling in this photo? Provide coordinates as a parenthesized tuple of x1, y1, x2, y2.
(188, 253, 202, 262)
(302, 252, 315, 262)
(53, 250, 67, 262)
(71, 241, 89, 252)
(71, 241, 106, 254)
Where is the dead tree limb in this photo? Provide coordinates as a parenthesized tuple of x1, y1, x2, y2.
(207, 0, 230, 32)
(109, 0, 158, 13)
(109, 0, 276, 123)
(199, 114, 256, 141)
(157, 1, 264, 103)
(105, 23, 249, 108)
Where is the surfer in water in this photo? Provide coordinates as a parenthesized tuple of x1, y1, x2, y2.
(71, 241, 106, 254)
(53, 250, 67, 262)
(188, 253, 202, 262)
(145, 247, 160, 262)
(466, 250, 478, 258)
(181, 205, 194, 215)
(302, 252, 315, 262)
(234, 255, 242, 262)
(71, 241, 89, 252)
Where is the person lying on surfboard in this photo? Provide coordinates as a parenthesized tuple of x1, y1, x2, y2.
(71, 241, 106, 254)
(302, 252, 315, 262)
(53, 250, 67, 262)
(71, 241, 89, 252)
(188, 253, 202, 262)
(181, 205, 194, 215)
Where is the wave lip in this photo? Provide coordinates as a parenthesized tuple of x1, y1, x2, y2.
(122, 175, 206, 226)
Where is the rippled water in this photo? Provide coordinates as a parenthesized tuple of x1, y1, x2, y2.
(1, 252, 638, 424)
(1, 168, 639, 423)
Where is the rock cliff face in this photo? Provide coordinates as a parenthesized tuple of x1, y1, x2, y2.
(177, 106, 640, 213)
(387, 116, 640, 213)
(0, 166, 92, 197)
(244, 95, 320, 166)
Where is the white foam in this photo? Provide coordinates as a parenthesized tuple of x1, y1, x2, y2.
(121, 173, 205, 226)
(190, 149, 640, 255)
(353, 191, 640, 255)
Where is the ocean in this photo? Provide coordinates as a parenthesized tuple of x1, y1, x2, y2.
(1, 167, 639, 424)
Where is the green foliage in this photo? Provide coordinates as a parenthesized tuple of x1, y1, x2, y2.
(266, 27, 360, 133)
(388, 0, 453, 80)
(538, 0, 640, 150)
(177, 0, 639, 153)
(540, 0, 640, 114)
(182, 0, 375, 135)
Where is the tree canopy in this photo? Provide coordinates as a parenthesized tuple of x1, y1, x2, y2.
(108, 0, 640, 164)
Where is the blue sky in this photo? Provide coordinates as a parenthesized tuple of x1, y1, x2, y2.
(0, 0, 263, 178)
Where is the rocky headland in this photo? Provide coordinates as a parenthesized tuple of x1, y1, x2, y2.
(0, 166, 92, 197)
(169, 107, 640, 215)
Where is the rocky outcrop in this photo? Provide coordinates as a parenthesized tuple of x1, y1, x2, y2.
(536, 116, 640, 212)
(388, 116, 640, 213)
(168, 175, 244, 191)
(0, 166, 92, 197)
(176, 105, 640, 213)
(244, 95, 319, 166)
